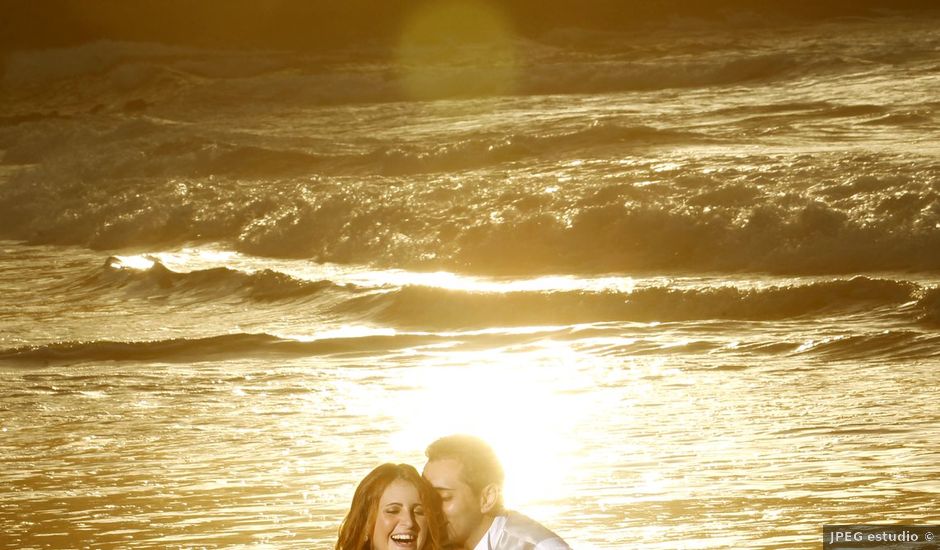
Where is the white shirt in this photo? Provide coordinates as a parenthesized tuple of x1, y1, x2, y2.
(473, 514, 572, 550)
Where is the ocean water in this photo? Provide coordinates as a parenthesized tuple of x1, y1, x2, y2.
(2, 7, 940, 549)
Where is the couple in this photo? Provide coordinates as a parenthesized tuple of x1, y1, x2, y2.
(336, 434, 572, 550)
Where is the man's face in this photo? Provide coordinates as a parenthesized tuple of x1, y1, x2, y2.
(422, 458, 483, 547)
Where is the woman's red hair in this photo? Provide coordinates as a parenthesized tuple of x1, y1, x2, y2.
(335, 463, 447, 550)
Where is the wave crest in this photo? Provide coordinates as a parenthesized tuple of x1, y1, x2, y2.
(336, 277, 917, 329)
(0, 332, 437, 364)
(93, 257, 350, 301)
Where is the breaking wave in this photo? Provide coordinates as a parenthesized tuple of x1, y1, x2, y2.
(3, 149, 940, 275)
(72, 259, 930, 325)
(82, 257, 357, 302)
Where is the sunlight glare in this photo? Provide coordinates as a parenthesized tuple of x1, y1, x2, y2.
(396, 0, 518, 101)
(343, 270, 636, 295)
(284, 326, 398, 342)
(108, 255, 156, 270)
(385, 349, 597, 511)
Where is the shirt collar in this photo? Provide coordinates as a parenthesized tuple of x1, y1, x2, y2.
(472, 515, 509, 550)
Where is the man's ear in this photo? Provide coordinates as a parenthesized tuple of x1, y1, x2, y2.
(479, 483, 500, 514)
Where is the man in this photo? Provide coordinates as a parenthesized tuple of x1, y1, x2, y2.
(422, 434, 572, 550)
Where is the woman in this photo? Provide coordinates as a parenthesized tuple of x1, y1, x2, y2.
(336, 463, 449, 550)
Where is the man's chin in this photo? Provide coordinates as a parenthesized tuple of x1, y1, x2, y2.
(445, 527, 465, 549)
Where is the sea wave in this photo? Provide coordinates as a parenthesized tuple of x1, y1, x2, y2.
(793, 331, 940, 361)
(913, 287, 940, 325)
(335, 277, 919, 329)
(0, 332, 441, 364)
(0, 114, 700, 180)
(3, 301, 937, 364)
(365, 122, 706, 176)
(5, 11, 939, 106)
(4, 1, 937, 56)
(0, 46, 875, 106)
(4, 43, 792, 104)
(58, 255, 940, 328)
(3, 150, 940, 274)
(80, 257, 358, 302)
(44, 251, 939, 329)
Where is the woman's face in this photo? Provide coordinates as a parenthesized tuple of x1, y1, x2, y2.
(371, 479, 428, 550)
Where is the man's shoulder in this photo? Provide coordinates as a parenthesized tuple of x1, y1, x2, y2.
(534, 539, 572, 550)
(501, 511, 572, 549)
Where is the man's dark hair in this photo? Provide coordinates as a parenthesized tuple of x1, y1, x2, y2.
(426, 434, 505, 500)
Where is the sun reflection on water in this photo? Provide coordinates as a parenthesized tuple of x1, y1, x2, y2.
(139, 245, 639, 295)
(377, 345, 608, 512)
(108, 254, 156, 270)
